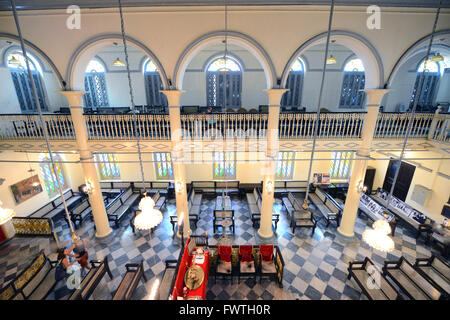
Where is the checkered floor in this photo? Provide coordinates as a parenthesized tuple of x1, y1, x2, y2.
(0, 192, 444, 300)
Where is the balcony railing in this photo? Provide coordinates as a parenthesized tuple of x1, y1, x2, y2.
(279, 112, 365, 139)
(180, 113, 268, 139)
(374, 112, 434, 139)
(0, 112, 447, 143)
(0, 114, 74, 139)
(85, 114, 171, 140)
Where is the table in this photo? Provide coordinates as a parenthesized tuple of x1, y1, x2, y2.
(215, 195, 232, 210)
(431, 224, 449, 257)
(171, 239, 210, 300)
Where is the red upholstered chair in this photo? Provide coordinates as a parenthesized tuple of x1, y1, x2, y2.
(215, 246, 233, 283)
(259, 244, 277, 284)
(238, 245, 256, 283)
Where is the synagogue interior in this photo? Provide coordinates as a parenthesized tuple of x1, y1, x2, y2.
(0, 0, 449, 303)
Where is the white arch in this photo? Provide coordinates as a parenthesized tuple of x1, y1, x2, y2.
(281, 31, 384, 89)
(174, 31, 277, 90)
(67, 34, 168, 90)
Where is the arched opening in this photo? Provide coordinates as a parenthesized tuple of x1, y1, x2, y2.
(0, 38, 66, 114)
(339, 58, 366, 109)
(384, 32, 450, 113)
(281, 57, 305, 108)
(67, 35, 168, 113)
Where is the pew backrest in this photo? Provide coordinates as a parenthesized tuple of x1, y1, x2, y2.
(72, 199, 89, 216)
(398, 258, 442, 300)
(153, 191, 161, 204)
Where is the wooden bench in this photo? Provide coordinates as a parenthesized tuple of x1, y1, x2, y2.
(213, 210, 235, 235)
(68, 256, 113, 300)
(169, 189, 201, 232)
(133, 181, 171, 196)
(29, 189, 82, 221)
(69, 198, 93, 228)
(106, 187, 140, 228)
(308, 187, 342, 227)
(11, 217, 58, 244)
(383, 257, 444, 300)
(191, 181, 240, 196)
(112, 260, 147, 300)
(348, 257, 400, 300)
(0, 250, 58, 300)
(414, 255, 450, 297)
(100, 181, 131, 194)
(281, 192, 315, 233)
(247, 189, 280, 230)
(273, 180, 308, 195)
(152, 191, 167, 211)
(159, 260, 178, 300)
(358, 193, 397, 236)
(191, 181, 216, 196)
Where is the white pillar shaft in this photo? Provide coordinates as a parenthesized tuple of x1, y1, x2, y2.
(258, 89, 288, 239)
(57, 91, 112, 238)
(161, 90, 191, 237)
(337, 89, 389, 237)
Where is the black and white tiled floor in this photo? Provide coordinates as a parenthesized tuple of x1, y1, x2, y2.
(0, 193, 445, 300)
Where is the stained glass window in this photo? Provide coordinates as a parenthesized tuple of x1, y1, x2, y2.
(39, 153, 68, 197)
(329, 152, 355, 180)
(276, 151, 295, 180)
(213, 152, 236, 180)
(95, 153, 120, 180)
(154, 152, 174, 180)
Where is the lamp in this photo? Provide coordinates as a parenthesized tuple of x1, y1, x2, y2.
(175, 180, 184, 194)
(302, 199, 309, 210)
(0, 201, 15, 226)
(82, 180, 93, 195)
(134, 194, 163, 230)
(357, 180, 368, 193)
(8, 55, 20, 66)
(112, 57, 126, 67)
(326, 55, 337, 65)
(430, 52, 444, 62)
(372, 219, 391, 235)
(266, 180, 274, 195)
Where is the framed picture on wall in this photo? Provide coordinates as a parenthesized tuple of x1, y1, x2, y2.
(10, 175, 43, 204)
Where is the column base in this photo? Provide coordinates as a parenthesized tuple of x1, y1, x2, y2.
(95, 227, 113, 241)
(336, 227, 360, 244)
(257, 228, 274, 240)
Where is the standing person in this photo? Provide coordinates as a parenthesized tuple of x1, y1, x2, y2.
(55, 247, 77, 282)
(68, 237, 91, 275)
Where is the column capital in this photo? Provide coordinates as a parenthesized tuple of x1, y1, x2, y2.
(265, 88, 289, 106)
(160, 90, 184, 107)
(56, 91, 86, 107)
(362, 88, 390, 106)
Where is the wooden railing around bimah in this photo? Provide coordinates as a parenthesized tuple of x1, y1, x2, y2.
(0, 112, 448, 142)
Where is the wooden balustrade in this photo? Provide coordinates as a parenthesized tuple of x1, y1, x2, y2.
(0, 112, 446, 142)
(374, 113, 435, 138)
(278, 112, 365, 139)
(0, 114, 74, 139)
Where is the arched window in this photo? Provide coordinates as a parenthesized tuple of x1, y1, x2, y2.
(143, 58, 167, 109)
(282, 58, 304, 107)
(7, 51, 47, 113)
(95, 153, 120, 180)
(329, 152, 355, 181)
(276, 151, 295, 180)
(84, 58, 109, 108)
(213, 151, 236, 180)
(206, 57, 242, 109)
(410, 59, 440, 110)
(39, 153, 68, 197)
(339, 58, 366, 109)
(153, 152, 174, 180)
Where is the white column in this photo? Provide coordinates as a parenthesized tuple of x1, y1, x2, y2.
(258, 89, 288, 238)
(161, 90, 191, 238)
(337, 89, 389, 237)
(57, 91, 112, 239)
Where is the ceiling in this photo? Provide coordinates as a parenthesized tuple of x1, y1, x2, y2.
(0, 0, 448, 11)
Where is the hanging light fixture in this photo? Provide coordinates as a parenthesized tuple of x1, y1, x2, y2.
(134, 195, 163, 230)
(430, 52, 444, 62)
(326, 40, 337, 65)
(112, 57, 126, 67)
(219, 2, 229, 73)
(0, 201, 15, 226)
(362, 219, 395, 253)
(25, 152, 39, 187)
(8, 54, 20, 66)
(117, 0, 162, 232)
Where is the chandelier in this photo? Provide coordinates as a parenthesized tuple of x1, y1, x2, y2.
(134, 195, 163, 230)
(362, 219, 395, 253)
